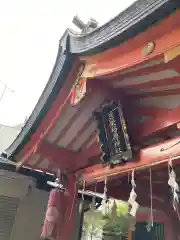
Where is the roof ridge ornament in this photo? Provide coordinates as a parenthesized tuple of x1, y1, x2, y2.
(72, 15, 98, 34)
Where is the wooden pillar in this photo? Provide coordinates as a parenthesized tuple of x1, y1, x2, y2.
(128, 231, 132, 240)
(57, 175, 77, 240)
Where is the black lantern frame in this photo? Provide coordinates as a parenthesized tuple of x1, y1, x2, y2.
(93, 100, 132, 165)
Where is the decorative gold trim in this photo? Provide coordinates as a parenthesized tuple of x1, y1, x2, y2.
(80, 63, 97, 78)
(164, 44, 180, 63)
(142, 42, 155, 56)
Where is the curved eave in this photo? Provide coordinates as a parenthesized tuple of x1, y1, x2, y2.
(6, 34, 76, 158)
(5, 0, 180, 159)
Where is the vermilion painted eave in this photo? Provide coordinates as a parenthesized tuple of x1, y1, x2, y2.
(81, 136, 180, 183)
(16, 59, 81, 168)
(82, 11, 180, 78)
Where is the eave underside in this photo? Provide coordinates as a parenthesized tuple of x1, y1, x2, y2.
(4, 9, 180, 185)
(5, 0, 180, 161)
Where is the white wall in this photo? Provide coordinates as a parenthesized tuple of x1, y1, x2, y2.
(10, 189, 49, 240)
(0, 124, 21, 153)
(0, 170, 49, 240)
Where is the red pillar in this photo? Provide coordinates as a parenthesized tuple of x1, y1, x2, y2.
(57, 175, 77, 240)
(41, 189, 66, 240)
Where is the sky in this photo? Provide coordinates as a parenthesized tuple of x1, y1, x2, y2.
(0, 0, 134, 126)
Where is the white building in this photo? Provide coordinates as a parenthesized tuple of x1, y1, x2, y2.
(0, 157, 51, 240)
(0, 124, 23, 154)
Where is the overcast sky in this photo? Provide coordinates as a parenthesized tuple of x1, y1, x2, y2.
(0, 0, 134, 126)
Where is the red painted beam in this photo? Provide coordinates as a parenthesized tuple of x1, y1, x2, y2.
(30, 138, 100, 171)
(82, 136, 180, 183)
(36, 140, 78, 170)
(76, 141, 101, 169)
(83, 12, 180, 78)
(136, 107, 180, 138)
(134, 107, 171, 118)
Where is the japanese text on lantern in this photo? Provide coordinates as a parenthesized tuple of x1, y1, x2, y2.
(108, 110, 122, 155)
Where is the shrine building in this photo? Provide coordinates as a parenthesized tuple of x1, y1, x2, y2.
(3, 0, 180, 239)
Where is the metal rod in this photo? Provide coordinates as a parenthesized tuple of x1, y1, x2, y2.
(47, 181, 65, 190)
(78, 190, 122, 202)
(78, 189, 104, 199)
(47, 181, 122, 202)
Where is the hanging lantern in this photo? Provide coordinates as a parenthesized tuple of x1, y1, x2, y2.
(41, 189, 65, 240)
(93, 100, 132, 166)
